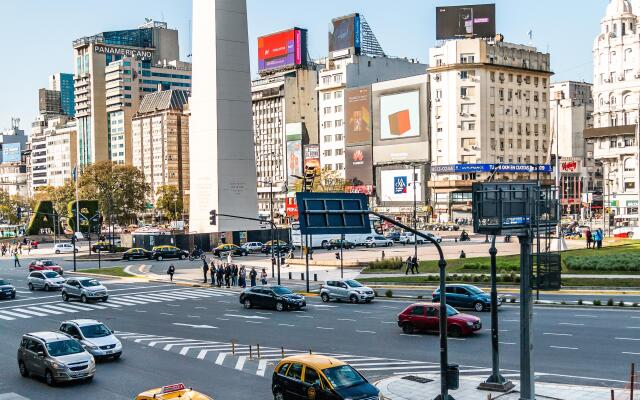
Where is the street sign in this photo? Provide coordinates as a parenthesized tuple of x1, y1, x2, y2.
(296, 192, 371, 235)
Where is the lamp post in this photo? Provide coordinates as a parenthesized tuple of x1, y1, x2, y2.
(554, 91, 565, 249)
(259, 179, 275, 279)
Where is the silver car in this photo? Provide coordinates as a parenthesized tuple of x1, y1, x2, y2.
(62, 277, 109, 303)
(27, 271, 66, 291)
(17, 331, 96, 386)
(320, 279, 375, 303)
(60, 319, 122, 360)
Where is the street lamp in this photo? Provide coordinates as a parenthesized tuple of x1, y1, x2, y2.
(554, 91, 565, 250)
(258, 179, 276, 279)
(407, 165, 420, 264)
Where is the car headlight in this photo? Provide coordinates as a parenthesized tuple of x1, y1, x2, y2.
(50, 361, 66, 369)
(85, 343, 99, 350)
(466, 321, 474, 326)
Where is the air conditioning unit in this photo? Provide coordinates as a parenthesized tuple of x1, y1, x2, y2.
(459, 112, 466, 116)
(470, 113, 476, 117)
(618, 76, 625, 81)
(436, 115, 441, 119)
(434, 75, 441, 82)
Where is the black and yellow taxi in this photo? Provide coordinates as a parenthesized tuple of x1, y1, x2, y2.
(150, 245, 189, 261)
(272, 355, 382, 400)
(212, 244, 248, 257)
(135, 383, 214, 400)
(121, 248, 152, 261)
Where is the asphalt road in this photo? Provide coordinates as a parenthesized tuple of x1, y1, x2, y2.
(1, 260, 639, 400)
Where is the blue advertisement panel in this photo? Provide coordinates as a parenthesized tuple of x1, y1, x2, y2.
(2, 142, 21, 163)
(431, 164, 553, 174)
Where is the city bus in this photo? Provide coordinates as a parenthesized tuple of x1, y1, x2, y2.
(290, 216, 382, 249)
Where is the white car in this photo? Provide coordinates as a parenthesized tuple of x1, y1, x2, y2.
(27, 271, 66, 291)
(241, 242, 264, 253)
(59, 319, 122, 360)
(405, 232, 442, 244)
(53, 243, 78, 254)
(365, 235, 393, 247)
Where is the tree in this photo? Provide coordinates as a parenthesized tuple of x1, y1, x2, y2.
(155, 185, 183, 221)
(0, 191, 20, 224)
(35, 182, 75, 219)
(291, 168, 349, 193)
(78, 161, 150, 225)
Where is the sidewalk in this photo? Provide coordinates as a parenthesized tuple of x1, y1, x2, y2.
(376, 374, 617, 400)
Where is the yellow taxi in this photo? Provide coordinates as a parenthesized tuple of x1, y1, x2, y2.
(272, 355, 382, 400)
(135, 383, 214, 400)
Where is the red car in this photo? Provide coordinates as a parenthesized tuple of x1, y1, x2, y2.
(397, 302, 481, 337)
(28, 260, 64, 275)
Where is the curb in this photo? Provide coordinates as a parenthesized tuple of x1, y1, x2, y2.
(363, 283, 640, 294)
(66, 271, 144, 280)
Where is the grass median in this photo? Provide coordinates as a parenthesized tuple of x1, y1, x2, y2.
(77, 267, 134, 277)
(357, 275, 640, 288)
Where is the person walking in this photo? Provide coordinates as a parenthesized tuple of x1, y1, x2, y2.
(597, 228, 604, 249)
(227, 252, 233, 265)
(412, 256, 419, 274)
(260, 268, 268, 285)
(249, 267, 257, 287)
(405, 256, 413, 275)
(210, 261, 216, 286)
(231, 264, 238, 286)
(167, 264, 175, 282)
(239, 266, 247, 288)
(585, 228, 592, 249)
(1, 243, 6, 257)
(224, 264, 231, 288)
(202, 258, 209, 283)
(13, 250, 20, 268)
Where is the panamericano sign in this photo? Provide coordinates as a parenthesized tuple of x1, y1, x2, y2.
(94, 44, 154, 60)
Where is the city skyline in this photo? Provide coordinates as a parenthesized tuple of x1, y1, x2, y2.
(0, 0, 609, 129)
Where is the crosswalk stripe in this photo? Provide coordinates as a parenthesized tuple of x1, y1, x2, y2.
(0, 310, 31, 319)
(106, 299, 142, 306)
(39, 304, 80, 314)
(214, 352, 227, 364)
(74, 303, 108, 310)
(138, 293, 178, 301)
(125, 295, 162, 303)
(55, 303, 95, 311)
(178, 344, 232, 354)
(11, 308, 49, 317)
(26, 306, 63, 315)
(257, 359, 269, 377)
(0, 313, 15, 320)
(235, 356, 247, 370)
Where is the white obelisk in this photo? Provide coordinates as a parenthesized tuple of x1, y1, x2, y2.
(189, 0, 259, 233)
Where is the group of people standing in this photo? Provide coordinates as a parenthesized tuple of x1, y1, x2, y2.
(585, 228, 604, 249)
(199, 258, 268, 288)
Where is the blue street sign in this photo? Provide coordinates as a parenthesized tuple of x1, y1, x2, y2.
(295, 192, 371, 235)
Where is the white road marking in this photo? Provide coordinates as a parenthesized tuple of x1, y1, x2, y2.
(160, 312, 174, 316)
(338, 318, 356, 322)
(172, 323, 217, 329)
(316, 327, 334, 330)
(257, 359, 268, 377)
(214, 352, 227, 364)
(353, 311, 371, 314)
(615, 337, 640, 341)
(499, 342, 516, 345)
(574, 314, 597, 318)
(278, 323, 295, 327)
(622, 351, 640, 355)
(245, 321, 262, 324)
(224, 314, 268, 320)
(195, 307, 208, 309)
(296, 315, 313, 318)
(558, 323, 584, 326)
(0, 310, 31, 319)
(381, 321, 396, 324)
(356, 330, 376, 334)
(256, 311, 273, 315)
(549, 346, 578, 350)
(135, 310, 147, 313)
(216, 318, 230, 321)
(625, 327, 640, 329)
(543, 333, 572, 336)
(0, 313, 15, 320)
(235, 356, 247, 370)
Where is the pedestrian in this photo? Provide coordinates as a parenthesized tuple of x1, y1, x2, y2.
(459, 250, 466, 259)
(250, 267, 257, 287)
(1, 243, 6, 256)
(231, 264, 238, 286)
(167, 264, 175, 282)
(585, 228, 592, 249)
(381, 250, 385, 260)
(202, 258, 209, 283)
(260, 268, 268, 285)
(224, 264, 231, 288)
(18, 242, 22, 255)
(412, 256, 419, 274)
(227, 252, 233, 264)
(27, 242, 31, 255)
(405, 256, 413, 275)
(210, 261, 216, 285)
(596, 228, 604, 249)
(13, 251, 20, 268)
(216, 265, 224, 287)
(239, 266, 247, 288)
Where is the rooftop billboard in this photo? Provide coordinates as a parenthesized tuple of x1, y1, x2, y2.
(328, 14, 360, 55)
(258, 28, 307, 73)
(436, 4, 496, 40)
(345, 87, 372, 145)
(1, 142, 22, 163)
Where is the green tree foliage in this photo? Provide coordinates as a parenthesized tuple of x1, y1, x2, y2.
(26, 201, 61, 235)
(67, 200, 100, 233)
(291, 168, 349, 193)
(35, 182, 76, 218)
(155, 185, 183, 221)
(0, 191, 29, 225)
(78, 161, 150, 225)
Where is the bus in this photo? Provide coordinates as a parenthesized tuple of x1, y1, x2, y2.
(290, 216, 382, 249)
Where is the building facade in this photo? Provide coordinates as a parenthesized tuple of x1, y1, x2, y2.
(585, 0, 640, 217)
(45, 117, 77, 188)
(0, 121, 29, 197)
(49, 73, 75, 117)
(252, 67, 318, 223)
(428, 38, 552, 221)
(131, 89, 190, 211)
(72, 20, 183, 167)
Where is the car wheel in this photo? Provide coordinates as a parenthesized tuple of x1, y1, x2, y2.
(473, 302, 485, 312)
(157, 255, 163, 261)
(45, 369, 56, 386)
(243, 299, 252, 309)
(18, 361, 28, 377)
(44, 284, 50, 291)
(321, 293, 330, 302)
(74, 249, 79, 253)
(81, 294, 88, 303)
(388, 242, 393, 247)
(180, 254, 186, 260)
(371, 243, 377, 248)
(28, 283, 34, 291)
(402, 322, 415, 334)
(62, 292, 69, 302)
(449, 325, 463, 338)
(101, 297, 108, 302)
(273, 389, 285, 400)
(275, 301, 285, 312)
(127, 256, 133, 261)
(55, 250, 60, 254)
(349, 294, 359, 304)
(11, 293, 16, 299)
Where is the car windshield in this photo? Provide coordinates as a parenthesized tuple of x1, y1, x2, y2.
(80, 279, 101, 287)
(446, 305, 459, 316)
(272, 287, 293, 295)
(43, 271, 59, 279)
(345, 280, 362, 288)
(0, 279, 9, 285)
(466, 286, 484, 295)
(80, 323, 112, 338)
(322, 365, 367, 389)
(42, 261, 55, 266)
(46, 339, 85, 357)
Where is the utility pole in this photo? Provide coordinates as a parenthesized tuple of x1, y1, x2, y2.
(554, 92, 564, 250)
(413, 164, 418, 263)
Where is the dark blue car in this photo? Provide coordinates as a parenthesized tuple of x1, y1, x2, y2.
(432, 284, 501, 312)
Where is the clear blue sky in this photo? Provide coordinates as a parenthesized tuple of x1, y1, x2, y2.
(0, 0, 608, 132)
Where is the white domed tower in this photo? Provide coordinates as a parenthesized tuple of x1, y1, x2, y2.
(590, 0, 640, 216)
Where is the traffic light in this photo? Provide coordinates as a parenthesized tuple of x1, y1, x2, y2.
(209, 210, 217, 225)
(16, 207, 22, 220)
(335, 252, 340, 260)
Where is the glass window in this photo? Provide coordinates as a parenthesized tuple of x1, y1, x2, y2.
(410, 306, 425, 315)
(426, 307, 437, 317)
(278, 363, 290, 375)
(304, 367, 321, 385)
(322, 365, 366, 389)
(46, 340, 84, 357)
(80, 324, 112, 338)
(286, 363, 303, 380)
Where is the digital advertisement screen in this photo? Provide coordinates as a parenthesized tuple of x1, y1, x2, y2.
(328, 14, 360, 54)
(345, 87, 372, 145)
(380, 169, 422, 203)
(379, 91, 421, 140)
(258, 28, 306, 72)
(2, 142, 22, 163)
(436, 4, 496, 40)
(286, 141, 303, 187)
(345, 145, 373, 186)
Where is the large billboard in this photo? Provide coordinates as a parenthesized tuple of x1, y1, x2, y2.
(430, 164, 553, 174)
(258, 28, 307, 73)
(380, 91, 421, 140)
(379, 169, 422, 203)
(2, 142, 21, 163)
(304, 144, 320, 173)
(286, 141, 303, 187)
(345, 87, 372, 145)
(328, 14, 361, 55)
(345, 145, 373, 186)
(436, 4, 496, 40)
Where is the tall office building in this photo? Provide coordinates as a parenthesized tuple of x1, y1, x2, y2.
(585, 0, 640, 216)
(0, 119, 29, 197)
(132, 89, 190, 209)
(72, 20, 186, 167)
(428, 37, 552, 221)
(49, 73, 75, 117)
(38, 89, 62, 116)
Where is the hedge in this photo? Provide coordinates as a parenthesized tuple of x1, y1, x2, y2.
(367, 257, 405, 271)
(565, 254, 640, 272)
